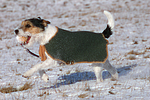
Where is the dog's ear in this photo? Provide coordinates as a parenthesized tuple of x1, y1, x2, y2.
(42, 19, 51, 27)
(37, 17, 50, 27)
(38, 17, 42, 19)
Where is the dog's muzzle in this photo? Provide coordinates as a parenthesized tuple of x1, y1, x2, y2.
(14, 29, 31, 45)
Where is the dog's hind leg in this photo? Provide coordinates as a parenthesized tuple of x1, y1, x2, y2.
(103, 59, 118, 81)
(93, 64, 104, 82)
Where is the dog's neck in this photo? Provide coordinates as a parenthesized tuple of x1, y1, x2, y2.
(40, 24, 58, 45)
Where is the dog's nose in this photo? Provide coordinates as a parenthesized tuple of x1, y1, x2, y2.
(15, 29, 19, 35)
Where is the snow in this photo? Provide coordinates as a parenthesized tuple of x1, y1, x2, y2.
(0, 0, 150, 99)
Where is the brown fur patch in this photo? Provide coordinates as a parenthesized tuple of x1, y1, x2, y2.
(42, 20, 51, 27)
(39, 45, 47, 61)
(21, 20, 43, 34)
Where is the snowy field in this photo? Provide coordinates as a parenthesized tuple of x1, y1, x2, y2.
(0, 0, 150, 99)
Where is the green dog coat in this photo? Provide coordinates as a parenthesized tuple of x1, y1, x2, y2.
(41, 28, 108, 64)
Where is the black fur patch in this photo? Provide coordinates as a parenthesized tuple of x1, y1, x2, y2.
(25, 18, 45, 30)
(102, 25, 113, 38)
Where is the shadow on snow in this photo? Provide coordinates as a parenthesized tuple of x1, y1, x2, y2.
(40, 64, 137, 90)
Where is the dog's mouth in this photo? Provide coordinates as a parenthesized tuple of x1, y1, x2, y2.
(23, 36, 31, 45)
(18, 36, 31, 45)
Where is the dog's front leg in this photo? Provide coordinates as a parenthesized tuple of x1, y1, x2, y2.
(23, 63, 42, 78)
(23, 58, 58, 82)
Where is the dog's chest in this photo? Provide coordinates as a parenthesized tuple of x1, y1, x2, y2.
(43, 28, 108, 64)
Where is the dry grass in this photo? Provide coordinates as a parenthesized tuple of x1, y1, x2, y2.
(127, 56, 136, 60)
(84, 83, 91, 91)
(0, 82, 33, 93)
(0, 86, 17, 93)
(144, 55, 150, 58)
(125, 49, 149, 60)
(37, 91, 50, 97)
(108, 90, 116, 95)
(127, 50, 145, 55)
(66, 70, 71, 74)
(147, 77, 150, 82)
(78, 93, 88, 98)
(62, 93, 68, 97)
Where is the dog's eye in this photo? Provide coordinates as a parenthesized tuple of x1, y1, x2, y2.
(25, 24, 31, 28)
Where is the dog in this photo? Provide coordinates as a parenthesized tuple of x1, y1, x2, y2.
(14, 11, 118, 82)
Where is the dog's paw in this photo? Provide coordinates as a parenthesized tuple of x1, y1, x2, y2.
(23, 71, 32, 78)
(111, 72, 118, 81)
(22, 75, 30, 79)
(42, 74, 49, 82)
(96, 79, 103, 83)
(96, 76, 103, 83)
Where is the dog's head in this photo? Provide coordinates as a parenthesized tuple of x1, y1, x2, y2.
(14, 17, 50, 47)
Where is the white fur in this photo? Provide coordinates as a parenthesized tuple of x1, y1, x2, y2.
(104, 10, 114, 29)
(40, 25, 58, 45)
(93, 66, 104, 82)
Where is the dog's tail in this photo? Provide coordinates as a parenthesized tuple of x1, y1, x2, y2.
(102, 11, 114, 38)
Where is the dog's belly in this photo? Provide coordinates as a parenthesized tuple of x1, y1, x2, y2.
(45, 28, 108, 64)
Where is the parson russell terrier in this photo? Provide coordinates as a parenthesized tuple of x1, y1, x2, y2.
(14, 11, 118, 82)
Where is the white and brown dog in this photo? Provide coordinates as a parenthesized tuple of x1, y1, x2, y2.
(14, 11, 118, 82)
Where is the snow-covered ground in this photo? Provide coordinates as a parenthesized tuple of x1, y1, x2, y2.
(0, 0, 150, 99)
